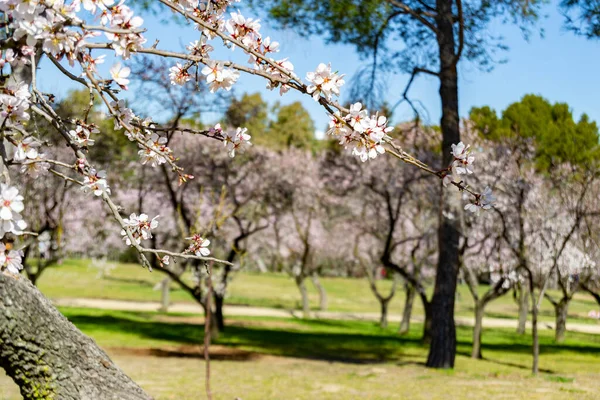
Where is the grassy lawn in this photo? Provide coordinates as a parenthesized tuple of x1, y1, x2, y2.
(36, 259, 600, 325)
(2, 307, 600, 399)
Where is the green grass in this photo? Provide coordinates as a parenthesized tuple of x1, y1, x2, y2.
(52, 307, 600, 366)
(3, 307, 600, 399)
(36, 259, 600, 326)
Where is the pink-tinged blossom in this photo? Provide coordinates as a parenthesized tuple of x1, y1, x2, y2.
(120, 213, 159, 246)
(138, 133, 171, 167)
(347, 103, 368, 133)
(225, 12, 261, 49)
(169, 63, 191, 85)
(223, 127, 252, 157)
(0, 185, 27, 238)
(187, 37, 214, 57)
(451, 141, 475, 175)
(69, 124, 98, 147)
(465, 186, 495, 214)
(20, 156, 50, 178)
(110, 99, 134, 130)
(201, 61, 240, 92)
(306, 63, 345, 101)
(0, 243, 24, 274)
(187, 234, 211, 257)
(82, 169, 111, 197)
(14, 136, 40, 161)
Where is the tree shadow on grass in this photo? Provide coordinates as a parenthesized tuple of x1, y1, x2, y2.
(65, 313, 424, 364)
(65, 311, 600, 367)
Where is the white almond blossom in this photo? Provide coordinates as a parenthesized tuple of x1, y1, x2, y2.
(110, 63, 131, 89)
(0, 185, 27, 238)
(223, 127, 252, 157)
(82, 169, 111, 197)
(14, 136, 40, 161)
(120, 213, 159, 246)
(169, 63, 191, 85)
(306, 63, 345, 101)
(187, 234, 211, 257)
(0, 243, 24, 274)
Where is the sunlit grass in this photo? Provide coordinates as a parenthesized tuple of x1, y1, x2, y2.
(3, 307, 600, 399)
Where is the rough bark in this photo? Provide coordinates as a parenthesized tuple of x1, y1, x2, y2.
(516, 283, 529, 335)
(422, 300, 433, 344)
(213, 293, 225, 332)
(311, 272, 328, 311)
(379, 299, 390, 329)
(426, 0, 462, 369)
(399, 283, 415, 335)
(532, 301, 539, 374)
(471, 301, 484, 359)
(295, 276, 310, 318)
(554, 298, 569, 343)
(0, 273, 151, 400)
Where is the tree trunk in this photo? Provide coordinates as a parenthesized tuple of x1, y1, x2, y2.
(399, 283, 415, 335)
(380, 299, 390, 329)
(295, 276, 310, 318)
(311, 272, 327, 311)
(471, 301, 484, 359)
(213, 292, 225, 332)
(422, 300, 433, 344)
(532, 303, 539, 374)
(517, 283, 529, 335)
(427, 0, 461, 369)
(0, 273, 151, 400)
(554, 298, 569, 343)
(158, 277, 170, 312)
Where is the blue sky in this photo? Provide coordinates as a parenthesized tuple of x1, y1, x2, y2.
(37, 1, 600, 137)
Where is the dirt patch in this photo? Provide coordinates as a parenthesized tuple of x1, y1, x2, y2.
(109, 344, 261, 361)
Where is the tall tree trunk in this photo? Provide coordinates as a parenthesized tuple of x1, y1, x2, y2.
(422, 300, 433, 344)
(427, 0, 461, 369)
(517, 283, 529, 335)
(399, 282, 416, 335)
(554, 298, 569, 343)
(0, 273, 151, 400)
(380, 298, 390, 328)
(213, 292, 225, 332)
(471, 301, 485, 359)
(311, 272, 327, 311)
(532, 302, 540, 374)
(295, 276, 310, 318)
(158, 277, 170, 312)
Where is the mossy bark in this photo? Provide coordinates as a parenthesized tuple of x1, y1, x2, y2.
(0, 273, 151, 400)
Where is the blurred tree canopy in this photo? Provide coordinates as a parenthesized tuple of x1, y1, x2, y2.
(224, 93, 269, 140)
(470, 94, 600, 170)
(561, 0, 600, 39)
(224, 93, 316, 150)
(268, 102, 316, 149)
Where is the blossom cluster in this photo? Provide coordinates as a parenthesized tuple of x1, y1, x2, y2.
(82, 169, 111, 196)
(166, 3, 295, 94)
(120, 213, 159, 246)
(1, 81, 31, 129)
(442, 142, 495, 213)
(326, 102, 393, 162)
(306, 63, 345, 102)
(0, 185, 27, 238)
(186, 234, 211, 257)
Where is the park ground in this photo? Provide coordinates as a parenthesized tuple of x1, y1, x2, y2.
(2, 259, 600, 399)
